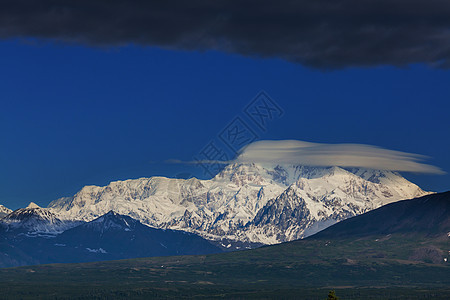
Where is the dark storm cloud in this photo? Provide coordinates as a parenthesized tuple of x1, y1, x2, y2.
(1, 0, 450, 68)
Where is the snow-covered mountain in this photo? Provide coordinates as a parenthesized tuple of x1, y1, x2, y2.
(0, 205, 12, 218)
(1, 202, 80, 236)
(48, 163, 429, 245)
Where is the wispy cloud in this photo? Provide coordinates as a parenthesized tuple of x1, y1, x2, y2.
(164, 159, 229, 165)
(169, 140, 444, 174)
(1, 1, 450, 68)
(234, 140, 444, 174)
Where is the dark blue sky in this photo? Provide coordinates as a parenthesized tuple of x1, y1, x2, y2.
(1, 40, 449, 209)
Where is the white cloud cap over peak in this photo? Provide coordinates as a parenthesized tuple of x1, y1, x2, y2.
(235, 140, 444, 174)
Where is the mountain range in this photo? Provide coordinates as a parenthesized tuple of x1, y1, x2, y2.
(0, 163, 430, 267)
(47, 163, 428, 245)
(0, 191, 448, 299)
(0, 208, 221, 267)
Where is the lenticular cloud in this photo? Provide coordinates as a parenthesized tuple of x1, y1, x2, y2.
(235, 140, 444, 174)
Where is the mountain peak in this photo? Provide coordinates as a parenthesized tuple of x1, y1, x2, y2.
(103, 210, 118, 217)
(87, 211, 137, 232)
(26, 202, 40, 209)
